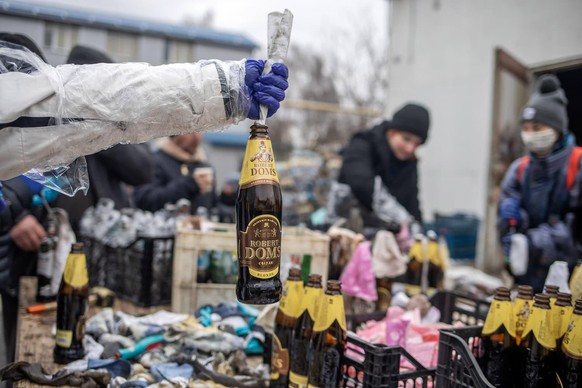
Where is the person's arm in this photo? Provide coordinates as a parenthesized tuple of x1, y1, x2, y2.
(94, 144, 153, 186)
(0, 55, 288, 180)
(338, 136, 376, 211)
(497, 159, 527, 237)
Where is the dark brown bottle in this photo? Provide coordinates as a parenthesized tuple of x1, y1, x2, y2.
(289, 274, 323, 388)
(271, 268, 304, 387)
(236, 124, 283, 304)
(544, 284, 559, 303)
(520, 293, 559, 388)
(53, 242, 89, 364)
(554, 292, 573, 347)
(307, 280, 347, 388)
(482, 287, 518, 387)
(36, 218, 58, 302)
(560, 299, 582, 388)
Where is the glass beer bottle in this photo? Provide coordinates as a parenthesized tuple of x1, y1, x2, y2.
(271, 268, 304, 387)
(36, 218, 58, 302)
(236, 123, 283, 304)
(290, 274, 323, 388)
(307, 280, 347, 388)
(514, 285, 534, 345)
(53, 242, 89, 364)
(560, 299, 582, 388)
(520, 293, 558, 388)
(481, 286, 518, 387)
(553, 292, 573, 347)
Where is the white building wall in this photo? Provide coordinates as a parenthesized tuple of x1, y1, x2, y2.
(388, 0, 582, 221)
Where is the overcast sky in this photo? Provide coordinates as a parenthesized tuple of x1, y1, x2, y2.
(27, 0, 389, 55)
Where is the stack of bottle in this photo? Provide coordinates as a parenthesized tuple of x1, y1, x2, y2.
(270, 268, 347, 388)
(481, 284, 581, 387)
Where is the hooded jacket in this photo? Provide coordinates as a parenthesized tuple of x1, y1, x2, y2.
(338, 121, 422, 224)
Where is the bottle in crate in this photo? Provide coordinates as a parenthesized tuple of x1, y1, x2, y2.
(570, 261, 582, 301)
(53, 243, 89, 364)
(289, 274, 323, 387)
(514, 285, 534, 345)
(560, 299, 582, 388)
(307, 280, 347, 388)
(481, 286, 518, 387)
(271, 268, 304, 387)
(544, 284, 559, 304)
(236, 123, 283, 304)
(520, 293, 559, 388)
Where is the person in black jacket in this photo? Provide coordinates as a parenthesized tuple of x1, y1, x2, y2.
(337, 103, 430, 236)
(53, 46, 154, 233)
(133, 132, 216, 213)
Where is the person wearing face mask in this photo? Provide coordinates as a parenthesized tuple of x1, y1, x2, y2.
(498, 74, 582, 292)
(331, 103, 430, 242)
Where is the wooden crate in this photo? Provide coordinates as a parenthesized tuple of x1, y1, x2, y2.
(172, 222, 330, 314)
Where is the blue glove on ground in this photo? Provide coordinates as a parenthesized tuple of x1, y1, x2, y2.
(245, 59, 289, 120)
(499, 198, 521, 223)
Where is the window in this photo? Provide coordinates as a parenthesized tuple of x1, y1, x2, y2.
(167, 40, 193, 63)
(44, 22, 78, 53)
(107, 31, 138, 62)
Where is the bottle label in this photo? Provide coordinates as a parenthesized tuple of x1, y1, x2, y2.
(482, 300, 516, 337)
(239, 138, 280, 189)
(63, 254, 88, 287)
(271, 333, 289, 380)
(522, 307, 556, 350)
(514, 298, 532, 344)
(279, 280, 304, 318)
(55, 329, 73, 348)
(562, 313, 582, 359)
(289, 371, 308, 387)
(313, 295, 346, 332)
(553, 305, 573, 339)
(239, 215, 281, 279)
(303, 287, 323, 321)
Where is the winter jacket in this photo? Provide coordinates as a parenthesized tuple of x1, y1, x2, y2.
(54, 143, 153, 233)
(134, 140, 216, 212)
(498, 140, 582, 290)
(0, 46, 250, 180)
(337, 121, 422, 226)
(0, 177, 42, 292)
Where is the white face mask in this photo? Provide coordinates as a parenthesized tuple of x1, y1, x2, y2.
(521, 128, 558, 153)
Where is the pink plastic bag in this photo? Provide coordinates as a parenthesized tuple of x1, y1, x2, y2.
(340, 241, 378, 301)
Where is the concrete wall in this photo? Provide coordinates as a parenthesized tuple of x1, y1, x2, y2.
(388, 0, 582, 223)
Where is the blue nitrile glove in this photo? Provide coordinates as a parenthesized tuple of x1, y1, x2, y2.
(0, 183, 6, 213)
(501, 234, 512, 259)
(18, 175, 44, 195)
(499, 198, 521, 223)
(245, 59, 289, 120)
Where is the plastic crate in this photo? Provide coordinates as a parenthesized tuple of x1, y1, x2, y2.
(341, 290, 490, 387)
(84, 236, 174, 307)
(434, 213, 480, 260)
(436, 327, 494, 388)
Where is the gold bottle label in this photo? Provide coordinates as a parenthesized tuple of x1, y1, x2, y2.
(562, 314, 582, 359)
(239, 215, 281, 279)
(279, 280, 304, 318)
(239, 138, 280, 189)
(63, 253, 88, 287)
(553, 305, 573, 339)
(289, 371, 308, 387)
(313, 294, 346, 332)
(522, 307, 556, 350)
(271, 333, 290, 379)
(483, 300, 516, 337)
(304, 287, 323, 321)
(55, 329, 73, 348)
(514, 298, 532, 344)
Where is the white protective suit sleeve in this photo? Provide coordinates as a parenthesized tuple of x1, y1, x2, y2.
(0, 59, 250, 180)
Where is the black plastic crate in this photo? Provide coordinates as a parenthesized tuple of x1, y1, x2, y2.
(436, 326, 494, 388)
(83, 236, 174, 307)
(341, 290, 490, 387)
